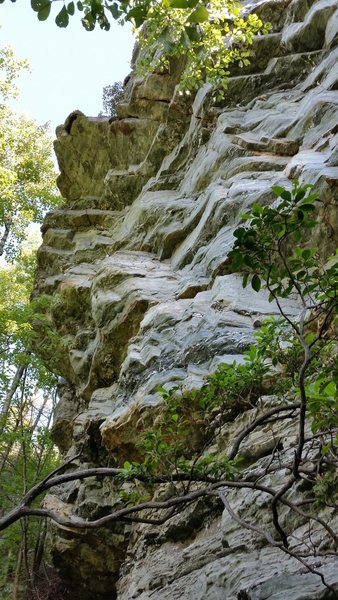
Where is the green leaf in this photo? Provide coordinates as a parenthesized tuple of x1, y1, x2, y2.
(170, 0, 190, 6)
(179, 29, 192, 48)
(231, 252, 243, 270)
(106, 2, 119, 19)
(81, 13, 95, 29)
(281, 190, 291, 201)
(305, 332, 316, 345)
(31, 0, 50, 11)
(323, 381, 336, 396)
(271, 185, 286, 197)
(157, 386, 171, 399)
(188, 5, 209, 23)
(277, 226, 286, 239)
(185, 25, 200, 41)
(67, 1, 75, 15)
(77, 1, 83, 9)
(243, 254, 255, 268)
(299, 203, 315, 212)
(295, 189, 306, 202)
(37, 2, 51, 20)
(158, 25, 171, 41)
(98, 14, 110, 30)
(233, 227, 245, 239)
(126, 6, 146, 27)
(304, 193, 319, 203)
(251, 274, 261, 292)
(55, 5, 69, 26)
(252, 203, 262, 216)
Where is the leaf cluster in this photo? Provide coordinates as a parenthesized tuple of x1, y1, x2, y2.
(1, 1, 271, 95)
(229, 180, 338, 457)
(229, 181, 321, 295)
(313, 470, 338, 509)
(307, 354, 338, 436)
(134, 1, 270, 95)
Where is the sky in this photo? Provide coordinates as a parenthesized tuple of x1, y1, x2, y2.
(0, 1, 135, 134)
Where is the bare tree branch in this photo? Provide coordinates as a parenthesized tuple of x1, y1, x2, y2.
(215, 490, 336, 593)
(228, 403, 300, 460)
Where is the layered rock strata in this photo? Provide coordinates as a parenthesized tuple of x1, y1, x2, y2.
(34, 0, 338, 598)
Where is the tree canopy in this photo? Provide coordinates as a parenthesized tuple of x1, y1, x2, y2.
(0, 45, 60, 260)
(1, 1, 270, 95)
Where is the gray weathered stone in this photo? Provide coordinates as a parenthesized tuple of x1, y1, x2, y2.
(33, 0, 338, 597)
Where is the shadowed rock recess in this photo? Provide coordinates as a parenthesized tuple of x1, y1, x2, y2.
(34, 0, 338, 598)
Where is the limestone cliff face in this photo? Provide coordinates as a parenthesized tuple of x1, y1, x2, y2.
(34, 1, 338, 598)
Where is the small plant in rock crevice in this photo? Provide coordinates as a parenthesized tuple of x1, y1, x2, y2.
(114, 343, 271, 494)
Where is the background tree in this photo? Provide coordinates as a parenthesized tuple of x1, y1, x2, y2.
(0, 45, 62, 598)
(0, 44, 60, 260)
(100, 81, 124, 117)
(0, 241, 60, 600)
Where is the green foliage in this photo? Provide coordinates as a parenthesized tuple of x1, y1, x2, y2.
(100, 81, 124, 117)
(118, 485, 151, 506)
(0, 45, 61, 596)
(0, 45, 29, 100)
(134, 1, 271, 95)
(307, 360, 338, 435)
(2, 1, 271, 95)
(201, 345, 268, 413)
(229, 181, 318, 295)
(0, 242, 61, 598)
(0, 45, 61, 260)
(0, 112, 60, 260)
(0, 245, 61, 383)
(229, 180, 338, 312)
(313, 470, 338, 509)
(116, 342, 271, 486)
(253, 317, 305, 388)
(0, 425, 59, 597)
(229, 180, 338, 459)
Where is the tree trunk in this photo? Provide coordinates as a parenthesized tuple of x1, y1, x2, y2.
(12, 542, 24, 600)
(0, 221, 11, 257)
(0, 364, 26, 432)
